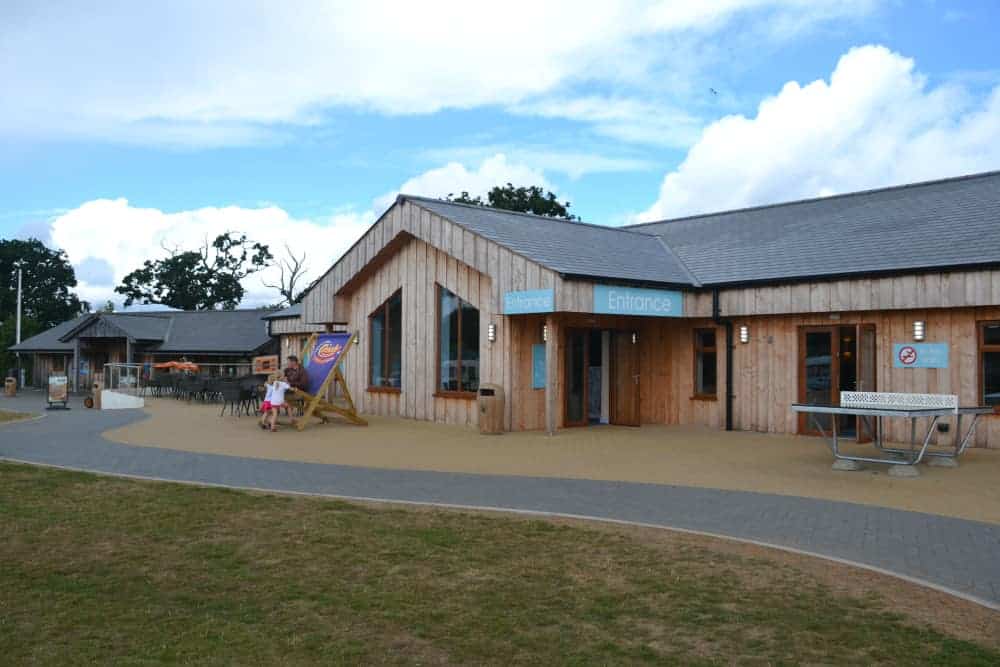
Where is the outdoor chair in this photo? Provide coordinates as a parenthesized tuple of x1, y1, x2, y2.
(219, 384, 246, 416)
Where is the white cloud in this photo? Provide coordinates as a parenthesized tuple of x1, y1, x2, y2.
(47, 199, 373, 308)
(42, 152, 557, 308)
(373, 154, 553, 212)
(638, 45, 1000, 220)
(508, 96, 704, 148)
(420, 146, 654, 179)
(0, 0, 877, 146)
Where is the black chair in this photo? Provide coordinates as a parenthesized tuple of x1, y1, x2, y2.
(219, 384, 245, 416)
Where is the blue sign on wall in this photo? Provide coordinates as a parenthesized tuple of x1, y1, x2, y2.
(504, 288, 555, 314)
(531, 344, 546, 389)
(593, 285, 683, 317)
(892, 342, 949, 369)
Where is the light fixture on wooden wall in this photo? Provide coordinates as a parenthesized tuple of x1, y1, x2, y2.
(913, 320, 925, 341)
(631, 331, 638, 344)
(542, 324, 549, 342)
(739, 325, 749, 344)
(487, 322, 496, 343)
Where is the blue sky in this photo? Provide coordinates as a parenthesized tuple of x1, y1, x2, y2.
(2, 1, 999, 306)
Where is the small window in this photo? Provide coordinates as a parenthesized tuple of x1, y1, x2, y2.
(438, 285, 479, 394)
(981, 322, 1000, 408)
(369, 290, 402, 389)
(694, 328, 717, 398)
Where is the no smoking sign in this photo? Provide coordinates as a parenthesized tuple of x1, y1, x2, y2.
(898, 345, 918, 366)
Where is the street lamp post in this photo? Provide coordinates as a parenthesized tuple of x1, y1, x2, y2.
(15, 262, 23, 387)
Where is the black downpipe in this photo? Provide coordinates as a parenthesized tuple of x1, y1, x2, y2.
(712, 289, 734, 431)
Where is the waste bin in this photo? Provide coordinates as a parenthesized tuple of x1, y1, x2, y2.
(478, 383, 504, 435)
(90, 381, 102, 410)
(4, 377, 16, 397)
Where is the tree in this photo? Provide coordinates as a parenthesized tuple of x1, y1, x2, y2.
(261, 244, 308, 306)
(115, 232, 273, 310)
(1, 238, 86, 377)
(447, 183, 579, 220)
(100, 300, 115, 313)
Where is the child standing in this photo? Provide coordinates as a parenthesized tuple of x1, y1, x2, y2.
(260, 372, 290, 432)
(259, 374, 275, 429)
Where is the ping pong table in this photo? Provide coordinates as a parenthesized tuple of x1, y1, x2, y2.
(791, 392, 992, 469)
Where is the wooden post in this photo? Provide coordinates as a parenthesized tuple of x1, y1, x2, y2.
(544, 314, 559, 435)
(72, 337, 80, 393)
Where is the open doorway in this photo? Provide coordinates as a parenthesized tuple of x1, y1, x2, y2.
(565, 328, 639, 427)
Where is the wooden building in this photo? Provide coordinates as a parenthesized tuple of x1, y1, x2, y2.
(263, 303, 325, 365)
(294, 170, 1000, 447)
(11, 309, 277, 391)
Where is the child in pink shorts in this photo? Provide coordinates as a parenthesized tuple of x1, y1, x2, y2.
(259, 372, 290, 432)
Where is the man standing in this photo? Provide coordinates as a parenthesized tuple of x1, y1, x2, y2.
(284, 355, 309, 392)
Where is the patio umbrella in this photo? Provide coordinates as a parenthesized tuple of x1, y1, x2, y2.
(153, 360, 200, 372)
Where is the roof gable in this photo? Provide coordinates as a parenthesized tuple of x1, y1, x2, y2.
(406, 197, 700, 287)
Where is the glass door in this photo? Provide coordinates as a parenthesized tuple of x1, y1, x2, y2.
(798, 324, 876, 437)
(800, 328, 835, 434)
(564, 329, 588, 427)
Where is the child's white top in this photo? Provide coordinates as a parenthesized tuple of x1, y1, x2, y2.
(269, 380, 291, 406)
(263, 382, 275, 403)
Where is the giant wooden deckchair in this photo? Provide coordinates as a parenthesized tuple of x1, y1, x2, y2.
(291, 332, 367, 430)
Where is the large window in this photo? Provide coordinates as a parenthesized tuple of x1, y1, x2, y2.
(438, 285, 479, 394)
(980, 321, 1000, 409)
(369, 290, 402, 389)
(693, 328, 717, 398)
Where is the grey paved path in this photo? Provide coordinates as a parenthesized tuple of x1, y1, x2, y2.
(2, 392, 999, 609)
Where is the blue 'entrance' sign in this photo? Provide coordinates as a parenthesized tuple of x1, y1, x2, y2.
(504, 288, 554, 314)
(892, 342, 949, 369)
(593, 285, 683, 317)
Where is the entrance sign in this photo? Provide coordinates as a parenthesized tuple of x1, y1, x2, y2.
(531, 344, 546, 389)
(504, 289, 554, 314)
(893, 342, 949, 369)
(593, 285, 683, 317)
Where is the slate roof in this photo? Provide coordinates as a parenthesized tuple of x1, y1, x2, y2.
(261, 303, 302, 320)
(60, 313, 173, 342)
(10, 310, 273, 356)
(8, 315, 90, 353)
(626, 170, 1000, 286)
(154, 310, 272, 354)
(405, 196, 700, 287)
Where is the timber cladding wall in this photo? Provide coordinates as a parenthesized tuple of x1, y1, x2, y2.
(339, 235, 494, 428)
(307, 200, 564, 430)
(729, 306, 1000, 448)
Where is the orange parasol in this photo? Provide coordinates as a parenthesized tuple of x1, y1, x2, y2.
(152, 360, 200, 372)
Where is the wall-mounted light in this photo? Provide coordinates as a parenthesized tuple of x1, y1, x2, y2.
(542, 324, 549, 342)
(913, 320, 925, 341)
(353, 333, 360, 346)
(487, 322, 496, 343)
(739, 325, 750, 344)
(631, 331, 638, 344)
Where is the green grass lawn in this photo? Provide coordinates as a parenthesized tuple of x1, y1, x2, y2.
(1, 463, 997, 665)
(0, 409, 31, 423)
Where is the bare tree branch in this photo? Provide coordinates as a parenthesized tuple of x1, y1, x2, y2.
(262, 243, 308, 306)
